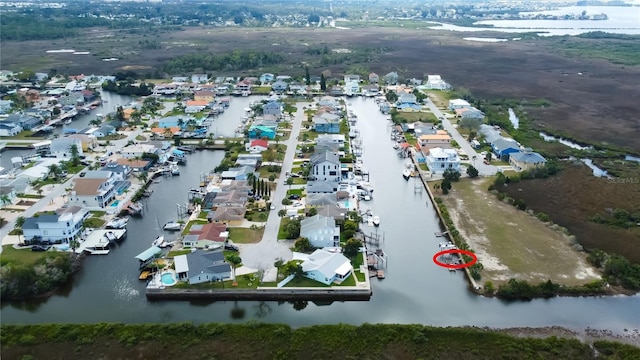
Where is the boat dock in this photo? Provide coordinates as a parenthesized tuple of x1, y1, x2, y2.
(76, 229, 127, 255)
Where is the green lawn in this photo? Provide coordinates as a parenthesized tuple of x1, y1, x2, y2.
(286, 189, 304, 197)
(197, 211, 209, 219)
(283, 276, 329, 288)
(245, 210, 269, 222)
(228, 227, 264, 244)
(277, 217, 291, 239)
(349, 252, 364, 268)
(336, 274, 356, 286)
(89, 210, 106, 217)
(355, 270, 366, 282)
(0, 245, 67, 267)
(172, 273, 260, 289)
(17, 194, 44, 199)
(167, 250, 191, 257)
(292, 178, 307, 185)
(83, 217, 105, 228)
(395, 111, 438, 124)
(257, 166, 281, 180)
(181, 220, 208, 235)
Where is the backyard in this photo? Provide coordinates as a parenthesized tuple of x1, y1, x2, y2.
(438, 177, 600, 286)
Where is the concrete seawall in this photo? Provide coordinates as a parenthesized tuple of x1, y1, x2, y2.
(146, 287, 372, 301)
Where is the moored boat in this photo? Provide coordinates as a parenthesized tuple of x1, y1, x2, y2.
(105, 216, 129, 229)
(163, 221, 182, 231)
(373, 216, 380, 227)
(402, 168, 412, 180)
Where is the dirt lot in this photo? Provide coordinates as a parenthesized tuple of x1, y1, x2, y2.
(439, 177, 600, 285)
(2, 27, 639, 151)
(499, 163, 640, 264)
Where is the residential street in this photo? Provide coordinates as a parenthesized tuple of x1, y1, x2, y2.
(423, 97, 498, 176)
(239, 102, 311, 270)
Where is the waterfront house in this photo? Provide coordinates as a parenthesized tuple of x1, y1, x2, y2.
(425, 75, 451, 90)
(120, 143, 157, 159)
(206, 206, 246, 225)
(306, 180, 339, 194)
(0, 99, 13, 114)
(310, 151, 340, 182)
(209, 190, 248, 209)
(194, 90, 215, 102)
(361, 84, 379, 97)
(316, 134, 345, 147)
(271, 80, 288, 93)
(301, 249, 352, 285)
(115, 158, 152, 172)
(368, 72, 379, 84)
(154, 84, 178, 96)
(184, 222, 229, 247)
(50, 138, 83, 159)
(329, 86, 343, 96)
(479, 124, 502, 144)
(172, 76, 188, 83)
(0, 186, 17, 207)
(4, 113, 41, 130)
(158, 115, 195, 129)
(191, 74, 208, 84)
(219, 166, 254, 181)
(419, 131, 452, 150)
(396, 103, 422, 112)
(101, 162, 131, 180)
(398, 93, 418, 105)
(93, 125, 116, 138)
(248, 125, 276, 139)
(67, 134, 98, 151)
(174, 250, 231, 284)
(491, 137, 520, 160)
(426, 147, 460, 174)
(300, 215, 340, 248)
(185, 100, 209, 114)
(262, 100, 282, 118)
(260, 73, 275, 84)
(306, 193, 337, 207)
(71, 171, 122, 208)
(509, 148, 547, 171)
(0, 119, 22, 136)
(317, 96, 338, 109)
(313, 113, 341, 134)
(246, 139, 269, 153)
(22, 205, 89, 245)
(58, 92, 85, 106)
(315, 205, 347, 222)
(344, 74, 360, 83)
(218, 179, 252, 194)
(448, 99, 471, 110)
(344, 81, 360, 96)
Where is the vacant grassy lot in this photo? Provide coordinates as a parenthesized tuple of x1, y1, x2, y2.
(499, 163, 640, 264)
(394, 111, 439, 123)
(228, 227, 264, 244)
(0, 245, 67, 267)
(439, 177, 600, 285)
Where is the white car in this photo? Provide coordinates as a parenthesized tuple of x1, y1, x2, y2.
(270, 204, 276, 210)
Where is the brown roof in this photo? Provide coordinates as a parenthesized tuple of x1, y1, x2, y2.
(207, 207, 246, 221)
(73, 178, 105, 196)
(115, 158, 150, 169)
(194, 222, 227, 241)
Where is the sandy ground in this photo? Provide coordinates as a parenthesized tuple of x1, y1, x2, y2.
(492, 326, 640, 348)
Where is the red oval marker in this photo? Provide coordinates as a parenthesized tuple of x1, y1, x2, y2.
(432, 249, 477, 269)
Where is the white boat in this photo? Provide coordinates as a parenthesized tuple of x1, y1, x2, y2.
(170, 164, 180, 176)
(105, 231, 118, 243)
(373, 216, 380, 227)
(105, 217, 129, 229)
(163, 221, 182, 231)
(63, 119, 72, 125)
(152, 235, 164, 247)
(403, 168, 412, 180)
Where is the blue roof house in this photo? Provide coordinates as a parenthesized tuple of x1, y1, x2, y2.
(271, 80, 288, 93)
(313, 113, 341, 134)
(491, 137, 520, 160)
(248, 125, 276, 139)
(509, 148, 547, 172)
(260, 73, 275, 84)
(262, 100, 282, 117)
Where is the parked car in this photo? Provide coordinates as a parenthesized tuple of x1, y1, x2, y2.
(287, 194, 301, 200)
(79, 171, 86, 177)
(224, 243, 239, 251)
(31, 245, 50, 252)
(270, 203, 276, 210)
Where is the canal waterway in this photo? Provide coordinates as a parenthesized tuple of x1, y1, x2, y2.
(2, 97, 638, 332)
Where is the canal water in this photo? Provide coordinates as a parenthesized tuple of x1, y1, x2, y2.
(2, 97, 638, 331)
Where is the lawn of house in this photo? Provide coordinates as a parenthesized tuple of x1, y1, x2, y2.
(283, 276, 329, 288)
(0, 245, 68, 267)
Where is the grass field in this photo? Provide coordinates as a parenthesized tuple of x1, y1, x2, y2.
(228, 227, 264, 244)
(439, 177, 600, 285)
(394, 111, 439, 123)
(0, 245, 67, 267)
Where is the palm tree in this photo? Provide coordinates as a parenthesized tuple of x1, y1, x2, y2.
(14, 216, 25, 244)
(70, 144, 80, 166)
(0, 194, 10, 209)
(89, 118, 102, 126)
(48, 164, 61, 180)
(225, 254, 242, 285)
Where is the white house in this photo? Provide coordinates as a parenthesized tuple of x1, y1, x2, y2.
(50, 138, 83, 159)
(120, 143, 157, 159)
(174, 250, 231, 284)
(301, 249, 352, 285)
(426, 147, 460, 173)
(246, 139, 269, 153)
(300, 214, 340, 248)
(310, 150, 341, 182)
(316, 134, 345, 147)
(425, 75, 451, 90)
(343, 74, 360, 83)
(0, 120, 22, 136)
(22, 206, 89, 244)
(344, 81, 360, 96)
(191, 73, 208, 83)
(71, 171, 120, 208)
(448, 99, 471, 110)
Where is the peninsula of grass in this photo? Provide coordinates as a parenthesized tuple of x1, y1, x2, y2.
(2, 323, 638, 359)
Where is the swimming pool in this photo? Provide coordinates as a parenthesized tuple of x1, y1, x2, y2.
(110, 200, 120, 208)
(160, 272, 177, 286)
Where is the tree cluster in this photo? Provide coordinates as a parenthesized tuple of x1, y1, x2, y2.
(162, 51, 285, 74)
(102, 80, 154, 96)
(0, 255, 73, 300)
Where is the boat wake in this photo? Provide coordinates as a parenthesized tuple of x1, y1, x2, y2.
(113, 278, 140, 301)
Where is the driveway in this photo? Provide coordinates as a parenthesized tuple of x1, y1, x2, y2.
(423, 98, 498, 176)
(240, 102, 312, 270)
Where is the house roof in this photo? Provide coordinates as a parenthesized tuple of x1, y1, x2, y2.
(49, 137, 81, 153)
(250, 139, 269, 148)
(151, 127, 181, 134)
(301, 249, 351, 278)
(22, 214, 60, 230)
(186, 100, 209, 107)
(315, 205, 347, 220)
(306, 193, 337, 206)
(190, 222, 228, 242)
(184, 250, 231, 276)
(306, 181, 338, 193)
(419, 134, 451, 141)
(115, 158, 150, 168)
(83, 170, 112, 179)
(301, 214, 336, 235)
(135, 246, 162, 262)
(510, 149, 547, 164)
(492, 137, 519, 151)
(310, 150, 339, 166)
(207, 206, 246, 221)
(194, 90, 215, 97)
(450, 99, 470, 107)
(72, 178, 106, 196)
(428, 147, 458, 158)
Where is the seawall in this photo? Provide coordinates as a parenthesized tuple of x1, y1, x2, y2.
(146, 287, 372, 301)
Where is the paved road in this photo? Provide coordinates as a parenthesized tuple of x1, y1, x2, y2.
(423, 98, 498, 176)
(240, 102, 311, 269)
